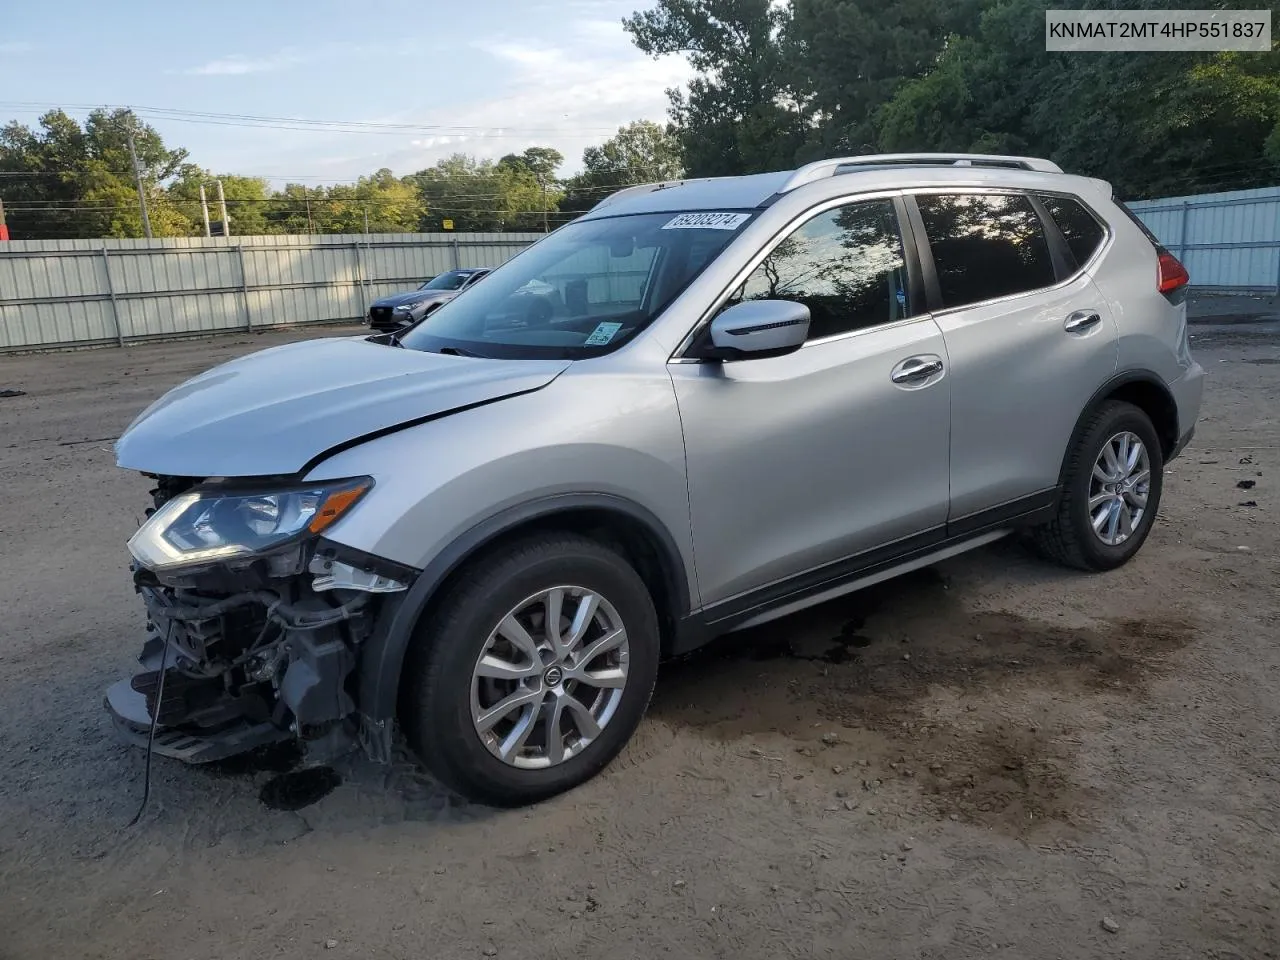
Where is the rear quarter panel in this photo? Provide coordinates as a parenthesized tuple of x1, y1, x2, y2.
(1090, 197, 1196, 384)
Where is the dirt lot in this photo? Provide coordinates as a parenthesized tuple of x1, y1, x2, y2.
(0, 324, 1277, 960)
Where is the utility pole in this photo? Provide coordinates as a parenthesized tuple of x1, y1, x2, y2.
(216, 180, 231, 237)
(363, 206, 370, 235)
(126, 129, 153, 239)
(199, 184, 211, 237)
(540, 177, 549, 233)
(305, 188, 314, 233)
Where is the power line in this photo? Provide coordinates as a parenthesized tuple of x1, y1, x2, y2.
(0, 101, 623, 137)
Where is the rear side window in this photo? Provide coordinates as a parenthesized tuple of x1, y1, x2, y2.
(1039, 195, 1106, 267)
(915, 193, 1056, 310)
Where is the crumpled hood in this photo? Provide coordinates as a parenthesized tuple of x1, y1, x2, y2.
(115, 337, 570, 477)
(371, 290, 453, 308)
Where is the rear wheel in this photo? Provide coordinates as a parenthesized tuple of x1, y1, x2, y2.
(402, 533, 660, 806)
(1032, 400, 1164, 571)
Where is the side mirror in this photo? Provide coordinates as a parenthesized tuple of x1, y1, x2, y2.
(700, 299, 810, 361)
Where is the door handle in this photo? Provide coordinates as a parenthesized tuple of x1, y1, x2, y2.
(1064, 310, 1102, 333)
(890, 356, 944, 384)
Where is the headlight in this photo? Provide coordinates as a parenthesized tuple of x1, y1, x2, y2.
(127, 478, 373, 571)
(393, 304, 415, 312)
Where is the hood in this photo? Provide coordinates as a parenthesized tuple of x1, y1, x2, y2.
(371, 290, 453, 308)
(115, 338, 570, 477)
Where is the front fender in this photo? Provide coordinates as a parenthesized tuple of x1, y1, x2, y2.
(301, 369, 696, 724)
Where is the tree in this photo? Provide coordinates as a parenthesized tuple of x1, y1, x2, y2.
(168, 166, 273, 236)
(788, 0, 983, 158)
(0, 108, 189, 239)
(875, 0, 1280, 199)
(498, 146, 564, 181)
(624, 0, 807, 176)
(410, 152, 561, 232)
(561, 120, 685, 215)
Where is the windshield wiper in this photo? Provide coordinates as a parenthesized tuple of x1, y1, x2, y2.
(437, 345, 482, 358)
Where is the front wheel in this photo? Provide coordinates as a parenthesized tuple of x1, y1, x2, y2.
(1032, 400, 1165, 571)
(401, 534, 660, 806)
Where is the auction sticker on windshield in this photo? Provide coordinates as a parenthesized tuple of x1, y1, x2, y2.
(584, 322, 624, 346)
(662, 212, 751, 230)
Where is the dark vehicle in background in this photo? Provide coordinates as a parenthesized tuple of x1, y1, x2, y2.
(365, 268, 490, 332)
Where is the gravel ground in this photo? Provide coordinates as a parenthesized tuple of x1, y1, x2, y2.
(0, 324, 1277, 960)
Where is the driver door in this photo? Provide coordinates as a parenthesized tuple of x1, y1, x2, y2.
(667, 197, 952, 614)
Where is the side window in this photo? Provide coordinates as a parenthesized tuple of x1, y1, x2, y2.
(1039, 194, 1106, 268)
(729, 199, 911, 340)
(915, 193, 1056, 310)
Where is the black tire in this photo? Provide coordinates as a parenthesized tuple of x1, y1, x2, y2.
(1032, 400, 1164, 571)
(401, 533, 660, 807)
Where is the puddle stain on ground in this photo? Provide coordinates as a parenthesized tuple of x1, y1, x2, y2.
(259, 767, 342, 811)
(197, 741, 344, 811)
(650, 567, 1196, 834)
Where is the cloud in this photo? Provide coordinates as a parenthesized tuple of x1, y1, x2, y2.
(369, 20, 690, 173)
(185, 48, 308, 76)
(197, 19, 692, 182)
(0, 41, 34, 55)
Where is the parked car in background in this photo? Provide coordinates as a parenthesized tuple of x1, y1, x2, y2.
(366, 268, 490, 332)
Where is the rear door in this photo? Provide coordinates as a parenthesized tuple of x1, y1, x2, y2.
(908, 190, 1118, 526)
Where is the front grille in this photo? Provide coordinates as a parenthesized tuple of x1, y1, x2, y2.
(369, 306, 394, 326)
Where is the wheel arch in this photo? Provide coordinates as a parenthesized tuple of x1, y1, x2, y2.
(355, 494, 693, 725)
(1061, 371, 1180, 484)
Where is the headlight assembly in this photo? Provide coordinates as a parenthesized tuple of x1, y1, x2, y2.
(127, 477, 373, 571)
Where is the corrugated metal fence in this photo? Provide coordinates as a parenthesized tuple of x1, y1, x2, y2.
(1127, 185, 1280, 292)
(0, 232, 540, 351)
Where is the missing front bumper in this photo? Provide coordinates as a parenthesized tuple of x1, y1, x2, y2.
(105, 679, 289, 763)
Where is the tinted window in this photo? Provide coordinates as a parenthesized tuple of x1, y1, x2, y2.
(729, 199, 911, 340)
(1040, 195, 1106, 267)
(916, 193, 1055, 310)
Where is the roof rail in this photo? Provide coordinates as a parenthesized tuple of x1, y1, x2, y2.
(780, 153, 1063, 193)
(590, 176, 732, 212)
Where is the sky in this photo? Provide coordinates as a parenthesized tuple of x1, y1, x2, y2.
(0, 0, 692, 184)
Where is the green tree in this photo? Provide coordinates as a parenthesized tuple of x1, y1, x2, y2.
(875, 0, 1280, 198)
(561, 120, 685, 215)
(322, 169, 424, 234)
(0, 108, 189, 239)
(789, 0, 983, 158)
(411, 152, 561, 232)
(168, 165, 274, 236)
(624, 0, 806, 176)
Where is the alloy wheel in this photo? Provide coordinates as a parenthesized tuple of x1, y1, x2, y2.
(1089, 430, 1151, 546)
(469, 586, 630, 769)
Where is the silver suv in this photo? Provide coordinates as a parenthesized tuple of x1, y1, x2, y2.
(108, 153, 1203, 806)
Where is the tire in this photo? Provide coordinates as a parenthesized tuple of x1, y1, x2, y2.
(401, 533, 660, 806)
(1032, 400, 1164, 571)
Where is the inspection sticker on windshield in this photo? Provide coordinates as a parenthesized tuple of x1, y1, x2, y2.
(584, 322, 624, 346)
(662, 212, 750, 231)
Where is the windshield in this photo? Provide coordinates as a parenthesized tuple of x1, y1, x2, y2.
(420, 270, 476, 291)
(399, 211, 753, 359)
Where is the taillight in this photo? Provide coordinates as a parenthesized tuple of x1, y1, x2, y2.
(1157, 249, 1189, 293)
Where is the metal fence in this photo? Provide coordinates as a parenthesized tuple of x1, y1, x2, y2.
(1127, 186, 1280, 293)
(0, 232, 541, 351)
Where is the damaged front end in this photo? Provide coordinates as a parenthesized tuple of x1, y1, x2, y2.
(105, 474, 412, 766)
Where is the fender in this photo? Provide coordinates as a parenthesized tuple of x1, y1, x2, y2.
(354, 493, 693, 732)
